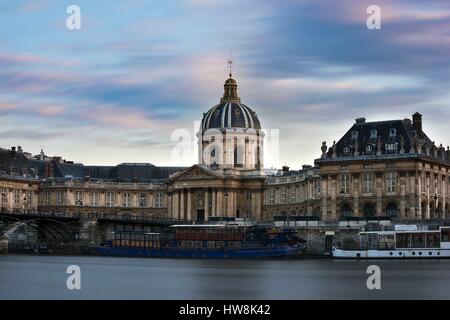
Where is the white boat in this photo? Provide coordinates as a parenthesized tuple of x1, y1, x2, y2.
(332, 225, 450, 259)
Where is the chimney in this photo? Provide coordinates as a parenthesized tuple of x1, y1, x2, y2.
(355, 117, 366, 124)
(412, 112, 422, 137)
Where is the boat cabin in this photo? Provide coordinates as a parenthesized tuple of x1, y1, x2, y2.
(359, 226, 450, 250)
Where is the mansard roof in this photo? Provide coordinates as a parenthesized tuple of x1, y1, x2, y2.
(316, 114, 450, 165)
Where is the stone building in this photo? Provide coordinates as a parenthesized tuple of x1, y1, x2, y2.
(1, 74, 449, 223)
(316, 113, 450, 220)
(167, 72, 266, 221)
(263, 165, 321, 219)
(0, 174, 39, 213)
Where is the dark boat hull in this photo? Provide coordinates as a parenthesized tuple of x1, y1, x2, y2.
(96, 245, 300, 259)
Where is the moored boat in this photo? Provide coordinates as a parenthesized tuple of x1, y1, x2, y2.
(96, 224, 304, 259)
(332, 225, 450, 259)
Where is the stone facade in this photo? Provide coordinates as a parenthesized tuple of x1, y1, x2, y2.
(1, 76, 449, 223)
(263, 166, 321, 219)
(37, 179, 168, 218)
(0, 175, 39, 213)
(316, 113, 450, 220)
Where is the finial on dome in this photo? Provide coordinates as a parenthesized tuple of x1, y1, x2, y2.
(227, 49, 233, 77)
(221, 53, 241, 103)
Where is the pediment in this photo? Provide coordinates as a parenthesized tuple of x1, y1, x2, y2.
(169, 165, 222, 181)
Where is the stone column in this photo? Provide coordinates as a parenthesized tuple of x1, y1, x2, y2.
(321, 176, 328, 220)
(353, 174, 359, 217)
(230, 191, 236, 217)
(180, 189, 185, 220)
(376, 173, 382, 216)
(255, 191, 262, 221)
(216, 190, 223, 217)
(204, 189, 209, 221)
(168, 193, 173, 219)
(251, 190, 257, 220)
(187, 189, 192, 221)
(172, 190, 179, 219)
(400, 173, 406, 219)
(212, 189, 216, 217)
(330, 175, 337, 220)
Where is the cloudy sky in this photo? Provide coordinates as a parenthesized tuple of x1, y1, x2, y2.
(1, 0, 449, 168)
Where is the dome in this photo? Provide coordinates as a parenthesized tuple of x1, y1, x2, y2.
(201, 74, 261, 130)
(202, 102, 261, 130)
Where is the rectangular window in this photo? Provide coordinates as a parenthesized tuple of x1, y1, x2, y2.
(362, 172, 374, 194)
(123, 192, 131, 207)
(386, 172, 397, 193)
(281, 188, 287, 204)
(139, 193, 147, 207)
(340, 174, 351, 194)
(314, 181, 321, 199)
(27, 190, 33, 207)
(56, 191, 63, 205)
(75, 191, 84, 206)
(155, 192, 163, 208)
(1, 188, 8, 206)
(44, 191, 50, 206)
(91, 192, 99, 207)
(14, 189, 21, 205)
(268, 189, 275, 205)
(291, 187, 296, 203)
(106, 192, 115, 207)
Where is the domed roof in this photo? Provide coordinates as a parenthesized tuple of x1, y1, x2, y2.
(202, 102, 261, 130)
(201, 74, 261, 130)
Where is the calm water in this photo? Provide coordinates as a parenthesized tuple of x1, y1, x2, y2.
(1, 254, 450, 299)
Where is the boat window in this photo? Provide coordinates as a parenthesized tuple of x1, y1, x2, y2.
(216, 241, 225, 248)
(378, 234, 395, 250)
(359, 234, 368, 250)
(396, 233, 410, 248)
(441, 228, 450, 242)
(367, 233, 378, 250)
(426, 234, 440, 248)
(207, 241, 215, 248)
(411, 233, 426, 248)
(186, 241, 194, 248)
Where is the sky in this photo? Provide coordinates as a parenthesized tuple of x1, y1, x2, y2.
(1, 0, 450, 169)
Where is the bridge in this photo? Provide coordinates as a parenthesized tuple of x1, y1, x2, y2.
(0, 210, 198, 254)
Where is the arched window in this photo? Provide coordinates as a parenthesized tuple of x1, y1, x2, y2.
(389, 128, 397, 137)
(363, 203, 376, 218)
(386, 203, 398, 218)
(341, 203, 353, 218)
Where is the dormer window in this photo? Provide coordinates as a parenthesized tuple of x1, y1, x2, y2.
(366, 144, 373, 152)
(389, 128, 397, 137)
(351, 130, 358, 140)
(386, 143, 398, 151)
(370, 129, 377, 139)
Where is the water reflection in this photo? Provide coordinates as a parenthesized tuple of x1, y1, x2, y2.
(0, 255, 449, 299)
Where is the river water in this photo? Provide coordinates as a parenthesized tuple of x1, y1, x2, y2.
(1, 254, 449, 299)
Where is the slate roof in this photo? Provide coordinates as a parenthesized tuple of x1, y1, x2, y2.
(317, 117, 450, 164)
(0, 148, 186, 181)
(201, 102, 261, 130)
